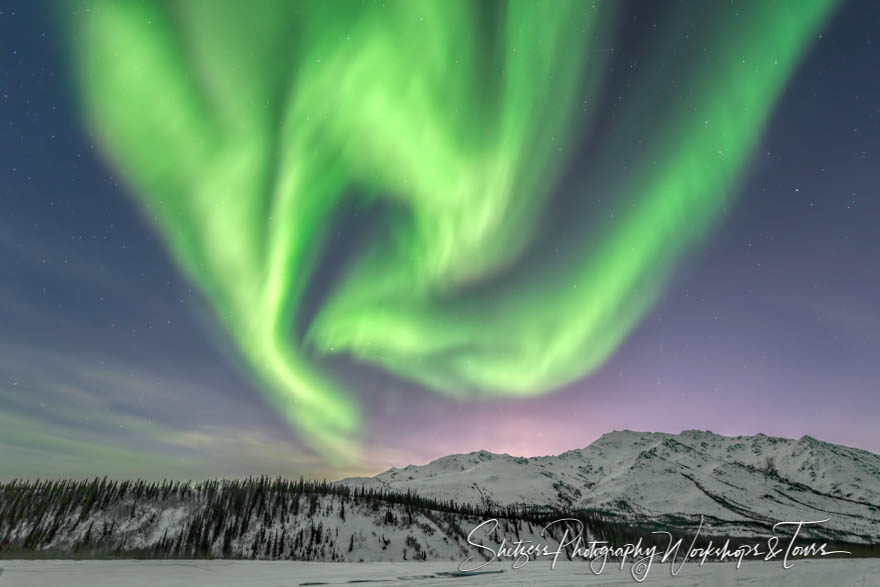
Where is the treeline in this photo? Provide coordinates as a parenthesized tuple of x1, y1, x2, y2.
(1, 475, 602, 531)
(1, 477, 877, 560)
(0, 477, 613, 559)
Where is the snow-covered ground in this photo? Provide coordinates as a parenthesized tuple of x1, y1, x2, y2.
(2, 559, 879, 586)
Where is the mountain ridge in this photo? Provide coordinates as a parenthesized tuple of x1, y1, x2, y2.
(339, 430, 880, 543)
(2, 430, 877, 560)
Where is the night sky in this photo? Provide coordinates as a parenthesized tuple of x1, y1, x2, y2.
(1, 0, 878, 481)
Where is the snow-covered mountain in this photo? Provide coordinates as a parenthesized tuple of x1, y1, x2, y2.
(340, 430, 880, 543)
(3, 430, 878, 561)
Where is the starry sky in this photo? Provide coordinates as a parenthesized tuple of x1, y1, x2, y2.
(1, 0, 878, 481)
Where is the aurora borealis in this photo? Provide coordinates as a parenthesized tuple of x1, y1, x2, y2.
(63, 0, 841, 457)
(2, 0, 879, 479)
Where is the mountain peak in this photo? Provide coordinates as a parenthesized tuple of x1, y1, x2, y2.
(680, 428, 717, 437)
(340, 430, 880, 543)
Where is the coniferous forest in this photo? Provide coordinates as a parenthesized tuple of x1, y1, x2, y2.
(0, 477, 609, 561)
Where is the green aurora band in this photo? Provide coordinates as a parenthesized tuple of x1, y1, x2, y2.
(67, 0, 838, 459)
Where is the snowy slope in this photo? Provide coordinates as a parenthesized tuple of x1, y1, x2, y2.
(0, 488, 577, 562)
(340, 430, 880, 543)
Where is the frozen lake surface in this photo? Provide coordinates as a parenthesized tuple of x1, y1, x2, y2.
(2, 559, 879, 586)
